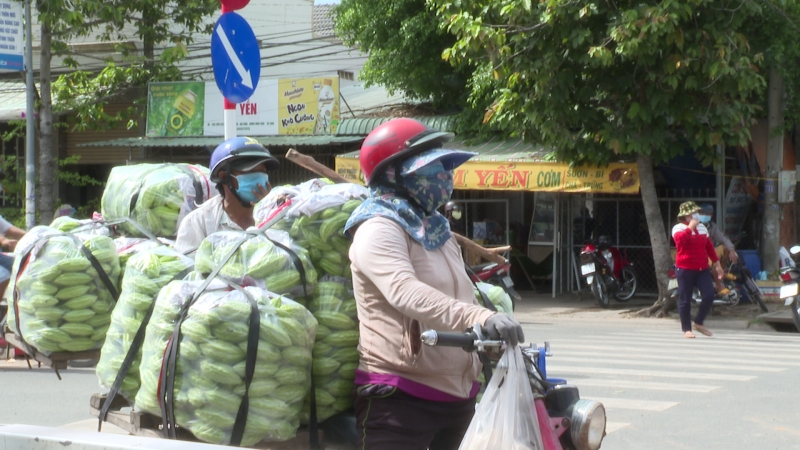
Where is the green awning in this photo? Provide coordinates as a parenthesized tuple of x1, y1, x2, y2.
(78, 135, 364, 148)
(336, 136, 554, 163)
(336, 115, 457, 136)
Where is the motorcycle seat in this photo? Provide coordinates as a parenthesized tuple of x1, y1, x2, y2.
(470, 262, 498, 272)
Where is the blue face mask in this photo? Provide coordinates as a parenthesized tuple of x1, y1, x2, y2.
(699, 214, 711, 224)
(234, 172, 269, 204)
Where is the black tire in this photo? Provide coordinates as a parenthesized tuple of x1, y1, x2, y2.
(614, 267, 637, 302)
(592, 277, 610, 308)
(792, 297, 800, 333)
(743, 277, 768, 313)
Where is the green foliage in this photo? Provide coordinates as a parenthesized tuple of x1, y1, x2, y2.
(58, 156, 102, 188)
(38, 0, 217, 130)
(335, 0, 472, 107)
(433, 0, 770, 166)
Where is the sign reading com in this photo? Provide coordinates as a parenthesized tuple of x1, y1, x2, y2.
(146, 77, 340, 137)
(335, 157, 640, 193)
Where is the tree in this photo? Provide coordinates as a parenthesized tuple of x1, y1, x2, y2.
(30, 0, 216, 224)
(433, 0, 768, 315)
(335, 0, 471, 109)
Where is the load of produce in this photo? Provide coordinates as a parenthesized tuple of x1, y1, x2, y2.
(96, 247, 194, 404)
(5, 226, 120, 355)
(100, 163, 213, 238)
(255, 182, 368, 421)
(194, 229, 317, 300)
(134, 279, 318, 446)
(474, 282, 514, 315)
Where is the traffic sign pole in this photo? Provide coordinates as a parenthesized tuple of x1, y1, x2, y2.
(221, 3, 236, 140)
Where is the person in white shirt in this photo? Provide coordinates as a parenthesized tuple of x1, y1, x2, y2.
(174, 137, 279, 254)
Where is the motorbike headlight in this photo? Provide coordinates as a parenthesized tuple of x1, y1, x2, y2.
(568, 399, 606, 450)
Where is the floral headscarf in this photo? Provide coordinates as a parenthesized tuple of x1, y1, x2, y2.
(345, 148, 475, 250)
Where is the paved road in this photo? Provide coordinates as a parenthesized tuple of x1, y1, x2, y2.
(1, 297, 798, 449)
(522, 318, 800, 450)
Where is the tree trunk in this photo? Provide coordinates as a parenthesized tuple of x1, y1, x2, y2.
(634, 154, 676, 317)
(37, 22, 55, 225)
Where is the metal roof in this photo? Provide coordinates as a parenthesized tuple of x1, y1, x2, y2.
(337, 135, 555, 162)
(335, 115, 457, 136)
(77, 135, 364, 148)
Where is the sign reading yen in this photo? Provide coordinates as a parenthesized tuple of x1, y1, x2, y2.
(211, 12, 260, 104)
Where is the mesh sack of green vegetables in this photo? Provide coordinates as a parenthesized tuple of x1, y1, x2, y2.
(253, 183, 367, 421)
(100, 163, 213, 238)
(474, 282, 514, 315)
(6, 226, 121, 355)
(194, 229, 317, 300)
(134, 279, 318, 446)
(254, 183, 368, 281)
(301, 280, 360, 422)
(96, 247, 194, 404)
(252, 178, 333, 225)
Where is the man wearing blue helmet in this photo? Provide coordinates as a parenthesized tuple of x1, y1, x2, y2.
(175, 137, 280, 254)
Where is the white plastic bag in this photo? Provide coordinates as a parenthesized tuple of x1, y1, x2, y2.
(459, 346, 544, 450)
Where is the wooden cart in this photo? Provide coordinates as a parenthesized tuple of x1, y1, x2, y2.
(89, 393, 343, 450)
(3, 331, 100, 379)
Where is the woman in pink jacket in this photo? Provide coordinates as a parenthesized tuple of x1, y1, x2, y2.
(344, 118, 523, 450)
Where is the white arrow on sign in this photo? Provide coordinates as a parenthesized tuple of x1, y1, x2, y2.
(215, 24, 254, 89)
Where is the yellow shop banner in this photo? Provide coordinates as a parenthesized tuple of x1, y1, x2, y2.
(335, 157, 640, 193)
(278, 77, 340, 135)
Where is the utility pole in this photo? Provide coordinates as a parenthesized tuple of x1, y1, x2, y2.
(24, 0, 35, 229)
(762, 68, 783, 273)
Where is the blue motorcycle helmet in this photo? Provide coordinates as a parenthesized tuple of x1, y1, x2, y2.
(209, 136, 280, 206)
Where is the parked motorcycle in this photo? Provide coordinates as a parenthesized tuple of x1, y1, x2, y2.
(468, 259, 522, 307)
(778, 245, 800, 332)
(666, 252, 768, 313)
(666, 266, 740, 310)
(580, 236, 637, 308)
(422, 326, 606, 450)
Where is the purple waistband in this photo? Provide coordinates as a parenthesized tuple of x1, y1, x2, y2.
(355, 369, 480, 402)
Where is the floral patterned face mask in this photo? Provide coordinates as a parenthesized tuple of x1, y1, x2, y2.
(345, 162, 455, 250)
(402, 162, 454, 214)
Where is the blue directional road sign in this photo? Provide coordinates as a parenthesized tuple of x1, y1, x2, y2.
(211, 12, 261, 104)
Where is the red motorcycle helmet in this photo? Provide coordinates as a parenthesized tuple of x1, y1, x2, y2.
(359, 118, 454, 186)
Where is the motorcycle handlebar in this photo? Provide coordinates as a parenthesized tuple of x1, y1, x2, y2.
(420, 328, 504, 351)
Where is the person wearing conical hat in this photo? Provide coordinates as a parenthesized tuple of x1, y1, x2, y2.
(672, 201, 724, 338)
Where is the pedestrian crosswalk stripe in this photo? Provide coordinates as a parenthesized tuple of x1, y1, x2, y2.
(546, 365, 755, 381)
(605, 422, 631, 434)
(552, 348, 800, 368)
(550, 356, 786, 373)
(583, 397, 678, 411)
(577, 334, 800, 352)
(606, 331, 800, 347)
(616, 329, 800, 343)
(570, 378, 720, 393)
(551, 340, 800, 361)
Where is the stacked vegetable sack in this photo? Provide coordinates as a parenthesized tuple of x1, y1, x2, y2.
(134, 277, 318, 445)
(100, 163, 212, 238)
(5, 226, 120, 354)
(255, 182, 368, 422)
(96, 247, 194, 403)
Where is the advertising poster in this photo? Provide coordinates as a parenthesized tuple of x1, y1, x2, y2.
(336, 157, 640, 193)
(146, 82, 206, 137)
(204, 79, 279, 136)
(277, 77, 340, 135)
(146, 77, 339, 137)
(0, 1, 23, 71)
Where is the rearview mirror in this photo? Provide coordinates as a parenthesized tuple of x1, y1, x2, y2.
(790, 246, 800, 255)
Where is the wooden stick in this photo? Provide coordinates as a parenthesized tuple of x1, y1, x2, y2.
(283, 148, 508, 265)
